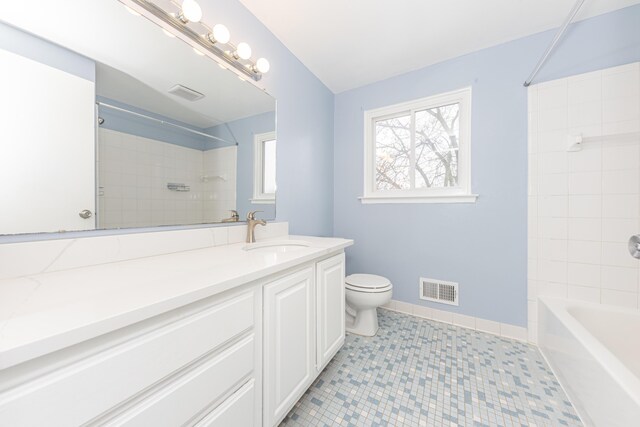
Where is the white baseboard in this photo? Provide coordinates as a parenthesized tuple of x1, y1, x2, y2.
(380, 299, 529, 343)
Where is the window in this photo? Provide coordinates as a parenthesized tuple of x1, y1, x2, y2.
(252, 131, 276, 203)
(362, 87, 476, 203)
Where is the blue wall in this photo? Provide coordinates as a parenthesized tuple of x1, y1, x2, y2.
(206, 111, 276, 219)
(207, 0, 335, 236)
(333, 5, 640, 326)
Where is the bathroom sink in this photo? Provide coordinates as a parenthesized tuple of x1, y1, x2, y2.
(243, 240, 311, 253)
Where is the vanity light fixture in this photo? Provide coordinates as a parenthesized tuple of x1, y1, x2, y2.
(119, 0, 269, 81)
(234, 42, 252, 60)
(206, 24, 230, 45)
(177, 0, 202, 23)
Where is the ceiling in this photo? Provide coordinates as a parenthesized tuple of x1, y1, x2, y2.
(238, 0, 640, 93)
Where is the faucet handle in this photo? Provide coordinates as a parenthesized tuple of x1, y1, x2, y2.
(229, 210, 239, 218)
(247, 210, 263, 220)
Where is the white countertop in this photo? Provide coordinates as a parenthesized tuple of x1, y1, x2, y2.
(0, 235, 352, 369)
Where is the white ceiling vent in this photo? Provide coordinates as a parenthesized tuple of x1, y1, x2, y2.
(168, 84, 205, 101)
(420, 278, 458, 306)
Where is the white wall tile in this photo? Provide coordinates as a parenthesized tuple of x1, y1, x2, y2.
(568, 145, 602, 172)
(528, 280, 538, 299)
(603, 143, 640, 171)
(568, 172, 601, 195)
(568, 195, 602, 218)
(538, 130, 568, 153)
(567, 240, 602, 265)
(567, 285, 601, 303)
(500, 324, 528, 342)
(528, 62, 640, 319)
(476, 318, 500, 335)
(601, 266, 638, 292)
(538, 80, 568, 109)
(602, 194, 639, 219)
(431, 308, 453, 324)
(540, 151, 567, 172)
(452, 313, 476, 329)
(528, 321, 538, 344)
(541, 239, 567, 261)
(540, 217, 568, 239)
(539, 174, 567, 195)
(568, 218, 601, 241)
(601, 289, 638, 309)
(539, 196, 568, 217)
(567, 262, 600, 288)
(602, 241, 637, 268)
(568, 70, 602, 104)
(602, 169, 640, 195)
(539, 281, 568, 298)
(528, 300, 538, 323)
(601, 218, 638, 242)
(394, 301, 414, 315)
(413, 304, 432, 319)
(540, 260, 568, 283)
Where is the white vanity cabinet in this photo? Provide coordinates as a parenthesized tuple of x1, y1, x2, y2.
(0, 237, 349, 427)
(263, 253, 346, 426)
(316, 253, 346, 370)
(0, 286, 262, 427)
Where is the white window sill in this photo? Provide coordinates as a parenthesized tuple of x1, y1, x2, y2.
(250, 198, 275, 205)
(359, 194, 478, 204)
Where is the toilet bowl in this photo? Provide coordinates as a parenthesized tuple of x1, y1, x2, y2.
(345, 274, 393, 336)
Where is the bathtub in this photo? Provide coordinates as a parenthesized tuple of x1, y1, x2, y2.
(538, 297, 640, 427)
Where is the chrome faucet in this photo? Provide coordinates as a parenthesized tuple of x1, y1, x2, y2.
(246, 211, 266, 243)
(221, 210, 240, 223)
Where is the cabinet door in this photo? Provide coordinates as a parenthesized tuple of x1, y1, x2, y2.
(263, 267, 314, 427)
(316, 253, 346, 370)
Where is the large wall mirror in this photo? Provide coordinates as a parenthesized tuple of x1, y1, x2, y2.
(0, 0, 276, 235)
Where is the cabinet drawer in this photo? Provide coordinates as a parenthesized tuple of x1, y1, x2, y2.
(106, 335, 255, 426)
(0, 291, 255, 427)
(196, 379, 256, 427)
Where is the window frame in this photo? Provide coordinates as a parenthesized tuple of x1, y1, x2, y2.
(252, 131, 276, 204)
(362, 87, 477, 204)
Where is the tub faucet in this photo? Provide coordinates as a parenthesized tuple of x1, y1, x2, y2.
(246, 211, 266, 243)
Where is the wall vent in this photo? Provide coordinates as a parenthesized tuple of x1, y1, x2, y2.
(419, 277, 459, 306)
(168, 84, 205, 101)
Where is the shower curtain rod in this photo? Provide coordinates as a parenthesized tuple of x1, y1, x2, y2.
(523, 0, 586, 87)
(96, 101, 236, 145)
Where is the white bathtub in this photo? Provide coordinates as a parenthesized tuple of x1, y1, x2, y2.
(539, 297, 640, 427)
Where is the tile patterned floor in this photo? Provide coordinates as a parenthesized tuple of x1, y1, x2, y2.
(281, 310, 582, 427)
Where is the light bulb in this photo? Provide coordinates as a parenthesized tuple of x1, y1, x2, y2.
(236, 42, 251, 60)
(181, 0, 202, 23)
(256, 58, 270, 73)
(212, 24, 230, 44)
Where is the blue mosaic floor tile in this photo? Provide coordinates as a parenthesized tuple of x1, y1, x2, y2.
(281, 310, 582, 427)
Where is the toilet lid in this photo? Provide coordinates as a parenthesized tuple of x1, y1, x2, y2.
(345, 274, 392, 290)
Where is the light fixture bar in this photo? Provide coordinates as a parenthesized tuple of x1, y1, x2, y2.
(118, 0, 263, 81)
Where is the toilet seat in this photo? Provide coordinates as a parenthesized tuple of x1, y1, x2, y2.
(345, 274, 393, 293)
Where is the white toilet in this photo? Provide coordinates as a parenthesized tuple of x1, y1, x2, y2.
(345, 274, 393, 336)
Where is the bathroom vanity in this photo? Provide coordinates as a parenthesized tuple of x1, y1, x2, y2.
(0, 223, 352, 426)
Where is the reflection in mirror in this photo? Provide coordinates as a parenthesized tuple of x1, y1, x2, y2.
(0, 0, 276, 235)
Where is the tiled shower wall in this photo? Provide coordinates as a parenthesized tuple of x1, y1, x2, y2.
(98, 128, 236, 228)
(528, 62, 640, 343)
